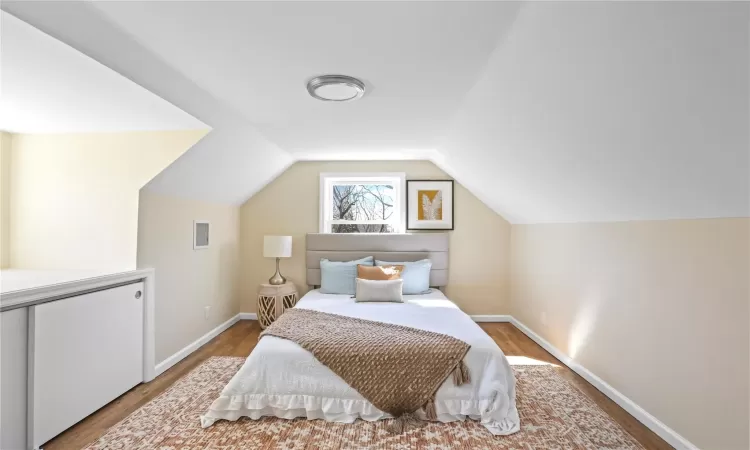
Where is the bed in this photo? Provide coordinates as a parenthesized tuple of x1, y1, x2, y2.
(201, 233, 520, 435)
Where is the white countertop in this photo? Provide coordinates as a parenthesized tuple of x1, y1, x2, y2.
(0, 269, 154, 311)
(1, 269, 123, 294)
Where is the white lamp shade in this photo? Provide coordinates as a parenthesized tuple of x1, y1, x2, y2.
(263, 235, 292, 258)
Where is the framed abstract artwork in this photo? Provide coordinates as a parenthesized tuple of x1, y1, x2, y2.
(406, 180, 454, 230)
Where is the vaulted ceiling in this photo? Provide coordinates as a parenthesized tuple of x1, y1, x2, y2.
(3, 1, 748, 223)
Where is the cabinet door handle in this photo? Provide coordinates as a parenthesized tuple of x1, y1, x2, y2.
(135, 290, 142, 299)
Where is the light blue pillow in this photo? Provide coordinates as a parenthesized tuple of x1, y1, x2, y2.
(376, 259, 432, 295)
(320, 256, 374, 295)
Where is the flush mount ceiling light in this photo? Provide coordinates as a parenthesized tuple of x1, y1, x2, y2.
(306, 75, 366, 102)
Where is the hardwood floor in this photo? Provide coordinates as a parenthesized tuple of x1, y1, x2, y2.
(43, 320, 673, 450)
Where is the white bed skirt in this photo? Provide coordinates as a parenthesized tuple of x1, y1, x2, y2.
(201, 391, 519, 434)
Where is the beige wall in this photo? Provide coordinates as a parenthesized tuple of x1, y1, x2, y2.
(0, 132, 11, 269)
(8, 130, 206, 271)
(137, 190, 240, 363)
(510, 218, 750, 450)
(239, 160, 511, 315)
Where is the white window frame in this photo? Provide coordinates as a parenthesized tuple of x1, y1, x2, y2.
(319, 173, 406, 233)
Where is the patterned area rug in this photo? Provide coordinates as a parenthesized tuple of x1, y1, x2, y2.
(85, 356, 644, 449)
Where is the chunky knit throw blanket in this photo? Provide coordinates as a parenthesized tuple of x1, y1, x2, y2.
(260, 308, 471, 429)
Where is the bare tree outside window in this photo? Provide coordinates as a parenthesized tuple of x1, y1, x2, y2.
(331, 184, 395, 233)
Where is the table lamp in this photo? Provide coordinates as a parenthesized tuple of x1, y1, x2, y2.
(264, 235, 292, 285)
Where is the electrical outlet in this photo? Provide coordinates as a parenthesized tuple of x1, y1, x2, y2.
(541, 311, 548, 326)
(204, 306, 211, 320)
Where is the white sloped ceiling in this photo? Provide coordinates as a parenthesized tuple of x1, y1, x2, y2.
(437, 1, 749, 223)
(0, 12, 206, 134)
(1, 4, 293, 205)
(3, 2, 748, 220)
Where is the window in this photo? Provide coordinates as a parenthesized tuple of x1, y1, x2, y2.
(320, 173, 405, 233)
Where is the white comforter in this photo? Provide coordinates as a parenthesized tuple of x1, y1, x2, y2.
(201, 289, 520, 435)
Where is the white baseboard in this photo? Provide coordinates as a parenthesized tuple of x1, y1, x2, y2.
(509, 317, 698, 450)
(470, 314, 513, 322)
(154, 313, 240, 377)
(239, 312, 257, 320)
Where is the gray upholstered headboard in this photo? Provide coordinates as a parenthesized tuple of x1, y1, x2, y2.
(306, 233, 449, 288)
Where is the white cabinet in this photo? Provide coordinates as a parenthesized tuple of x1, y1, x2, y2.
(1, 307, 29, 450)
(0, 269, 154, 450)
(29, 282, 144, 448)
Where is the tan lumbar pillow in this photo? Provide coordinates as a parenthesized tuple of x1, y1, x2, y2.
(355, 278, 404, 303)
(357, 264, 404, 281)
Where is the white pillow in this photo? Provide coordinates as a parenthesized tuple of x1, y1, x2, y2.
(355, 278, 404, 303)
